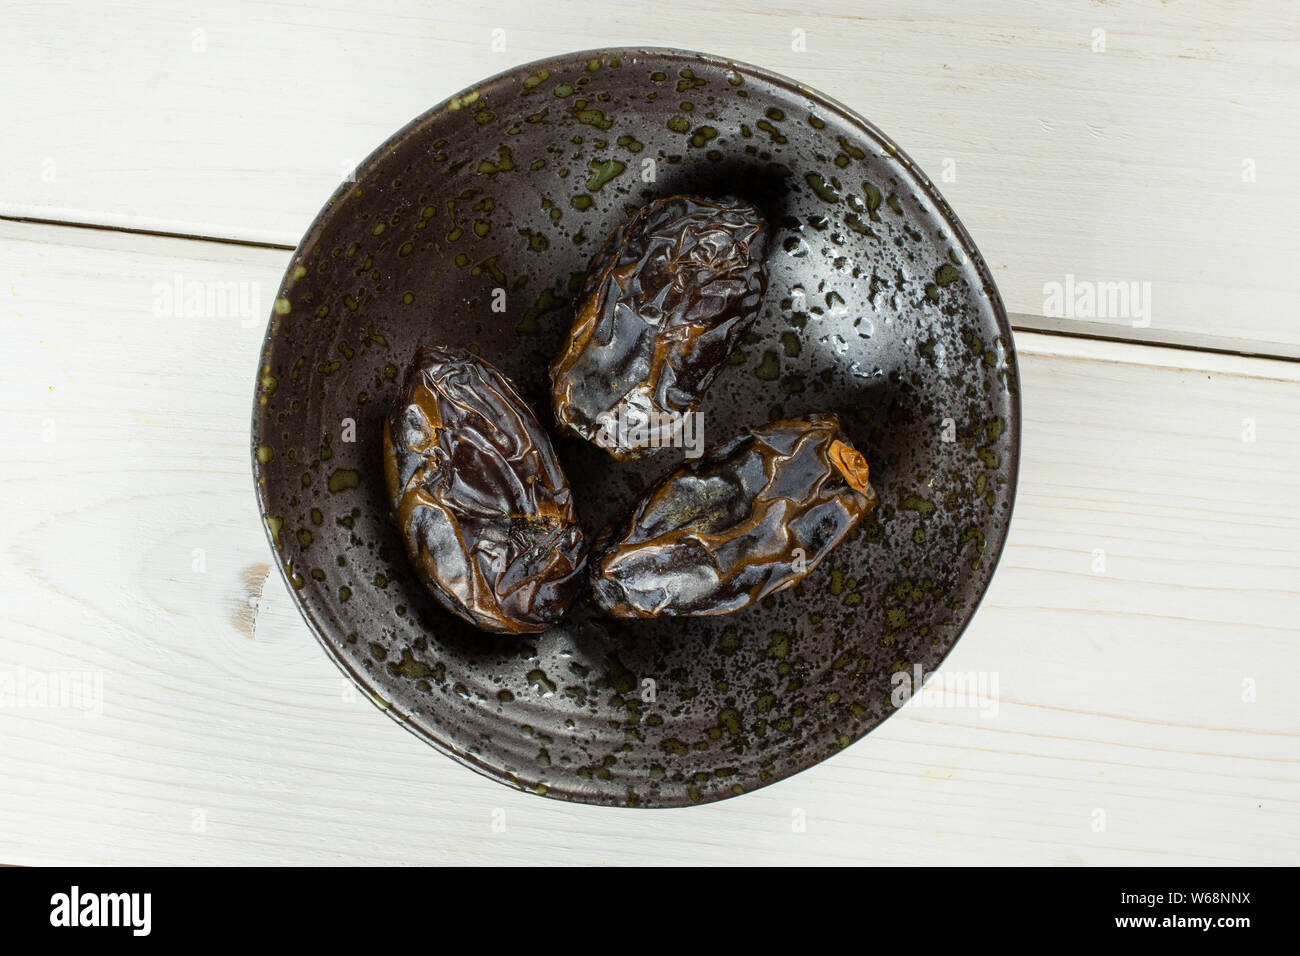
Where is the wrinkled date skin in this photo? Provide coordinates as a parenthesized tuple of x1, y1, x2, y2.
(589, 414, 878, 617)
(382, 346, 587, 634)
(550, 194, 769, 459)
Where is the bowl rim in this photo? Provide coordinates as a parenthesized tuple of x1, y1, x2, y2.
(250, 45, 1023, 809)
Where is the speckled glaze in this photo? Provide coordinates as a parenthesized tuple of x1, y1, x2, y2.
(250, 47, 1020, 808)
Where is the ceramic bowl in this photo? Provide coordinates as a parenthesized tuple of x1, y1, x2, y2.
(250, 47, 1020, 807)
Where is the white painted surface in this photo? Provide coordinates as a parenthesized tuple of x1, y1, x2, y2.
(2, 221, 1296, 865)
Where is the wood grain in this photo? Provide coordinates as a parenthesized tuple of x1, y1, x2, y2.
(0, 220, 1296, 864)
(2, 0, 1298, 356)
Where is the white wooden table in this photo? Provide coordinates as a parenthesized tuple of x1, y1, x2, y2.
(2, 0, 1297, 866)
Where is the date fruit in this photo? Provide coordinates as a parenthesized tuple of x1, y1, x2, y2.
(550, 194, 769, 459)
(382, 346, 587, 634)
(589, 414, 876, 617)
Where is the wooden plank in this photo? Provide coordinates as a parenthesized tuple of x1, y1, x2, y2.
(2, 1, 1298, 356)
(0, 220, 1297, 864)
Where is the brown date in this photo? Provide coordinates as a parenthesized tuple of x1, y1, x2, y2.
(550, 194, 768, 459)
(588, 415, 876, 617)
(382, 346, 587, 634)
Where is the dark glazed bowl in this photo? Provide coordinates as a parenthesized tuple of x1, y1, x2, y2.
(250, 47, 1020, 808)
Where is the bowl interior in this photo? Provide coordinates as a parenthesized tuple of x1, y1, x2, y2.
(251, 47, 1019, 807)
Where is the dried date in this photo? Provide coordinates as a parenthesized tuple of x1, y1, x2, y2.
(382, 346, 587, 633)
(550, 194, 769, 459)
(589, 415, 876, 617)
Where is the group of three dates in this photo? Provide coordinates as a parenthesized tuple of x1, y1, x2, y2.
(383, 195, 878, 634)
